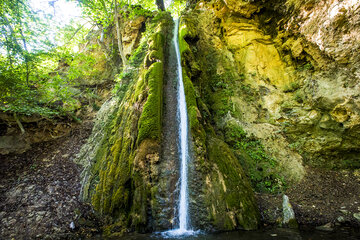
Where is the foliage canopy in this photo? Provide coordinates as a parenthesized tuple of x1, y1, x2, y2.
(0, 0, 186, 119)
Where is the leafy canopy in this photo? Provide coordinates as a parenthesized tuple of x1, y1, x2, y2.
(0, 0, 186, 118)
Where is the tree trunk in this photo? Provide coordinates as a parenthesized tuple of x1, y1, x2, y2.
(14, 113, 25, 135)
(114, 0, 128, 67)
(156, 0, 165, 11)
(19, 28, 30, 86)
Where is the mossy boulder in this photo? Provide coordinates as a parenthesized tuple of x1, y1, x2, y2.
(204, 137, 260, 230)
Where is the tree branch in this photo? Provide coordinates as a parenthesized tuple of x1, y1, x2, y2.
(114, 0, 128, 67)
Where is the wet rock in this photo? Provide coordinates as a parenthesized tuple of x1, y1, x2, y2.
(316, 222, 333, 232)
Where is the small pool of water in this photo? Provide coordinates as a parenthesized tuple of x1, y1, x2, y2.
(118, 228, 360, 240)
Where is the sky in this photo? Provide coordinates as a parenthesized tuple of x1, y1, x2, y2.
(164, 0, 173, 9)
(28, 0, 84, 50)
(29, 0, 82, 27)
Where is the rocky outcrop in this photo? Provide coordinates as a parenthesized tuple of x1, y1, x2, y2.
(181, 0, 305, 194)
(0, 113, 73, 155)
(76, 13, 170, 235)
(182, 0, 360, 172)
(76, 9, 261, 233)
(180, 0, 360, 229)
(121, 16, 146, 58)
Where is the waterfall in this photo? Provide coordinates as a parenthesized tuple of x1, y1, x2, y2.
(175, 17, 189, 232)
(162, 17, 196, 237)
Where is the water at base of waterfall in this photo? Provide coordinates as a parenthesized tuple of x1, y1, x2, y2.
(161, 229, 200, 238)
(123, 228, 360, 240)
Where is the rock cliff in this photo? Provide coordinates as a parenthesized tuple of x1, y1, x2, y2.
(76, 0, 360, 235)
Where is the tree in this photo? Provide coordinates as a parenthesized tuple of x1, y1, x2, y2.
(0, 0, 81, 119)
(114, 0, 128, 66)
(1, 0, 33, 85)
(76, 0, 129, 66)
(155, 0, 165, 11)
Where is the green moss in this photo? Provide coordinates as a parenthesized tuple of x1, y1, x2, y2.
(133, 72, 146, 101)
(283, 81, 300, 93)
(131, 172, 148, 230)
(224, 121, 287, 193)
(206, 137, 259, 230)
(76, 12, 173, 235)
(137, 62, 164, 144)
(287, 218, 299, 229)
(179, 21, 191, 56)
(129, 41, 148, 67)
(178, 21, 201, 131)
(148, 32, 165, 54)
(210, 91, 232, 118)
(181, 70, 199, 130)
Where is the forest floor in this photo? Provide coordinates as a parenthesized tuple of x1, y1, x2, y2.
(1, 121, 360, 239)
(257, 166, 360, 231)
(0, 120, 101, 239)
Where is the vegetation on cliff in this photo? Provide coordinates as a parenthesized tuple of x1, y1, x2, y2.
(2, 0, 360, 237)
(76, 12, 172, 235)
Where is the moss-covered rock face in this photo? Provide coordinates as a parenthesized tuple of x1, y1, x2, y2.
(77, 8, 261, 233)
(181, 1, 305, 197)
(75, 0, 360, 234)
(186, 0, 360, 173)
(204, 137, 260, 230)
(76, 13, 173, 235)
(178, 15, 260, 230)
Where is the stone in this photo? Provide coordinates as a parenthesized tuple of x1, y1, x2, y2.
(340, 209, 349, 214)
(353, 212, 360, 221)
(0, 135, 30, 155)
(316, 222, 333, 232)
(222, 0, 260, 18)
(282, 194, 298, 228)
(337, 216, 345, 223)
(121, 16, 146, 57)
(70, 222, 75, 230)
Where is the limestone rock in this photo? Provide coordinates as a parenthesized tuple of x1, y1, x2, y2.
(222, 0, 261, 18)
(0, 135, 30, 155)
(121, 16, 146, 58)
(288, 0, 360, 69)
(282, 195, 297, 228)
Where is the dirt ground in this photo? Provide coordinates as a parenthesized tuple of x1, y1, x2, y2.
(1, 120, 360, 239)
(257, 166, 360, 229)
(0, 121, 101, 239)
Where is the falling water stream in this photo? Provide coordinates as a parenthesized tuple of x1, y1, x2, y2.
(162, 17, 196, 237)
(174, 17, 190, 233)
